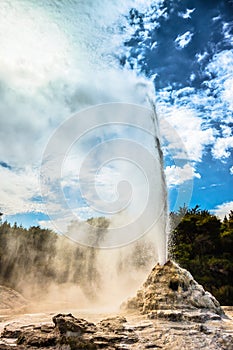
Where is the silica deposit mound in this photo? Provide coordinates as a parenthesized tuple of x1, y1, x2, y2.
(122, 260, 224, 322)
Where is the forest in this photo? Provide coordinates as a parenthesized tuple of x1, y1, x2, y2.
(0, 206, 232, 305)
(169, 205, 233, 305)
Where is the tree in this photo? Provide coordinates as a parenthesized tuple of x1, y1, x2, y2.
(170, 206, 233, 305)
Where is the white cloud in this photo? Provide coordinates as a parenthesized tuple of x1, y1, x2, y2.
(222, 76, 233, 110)
(157, 49, 233, 165)
(213, 201, 233, 220)
(0, 166, 42, 215)
(190, 73, 196, 81)
(213, 15, 221, 22)
(0, 2, 70, 90)
(212, 136, 233, 159)
(205, 50, 233, 111)
(221, 125, 232, 137)
(196, 52, 208, 63)
(151, 41, 158, 50)
(230, 166, 233, 175)
(1, 0, 232, 224)
(206, 50, 233, 76)
(222, 22, 233, 45)
(178, 8, 195, 19)
(160, 107, 215, 162)
(0, 0, 157, 218)
(175, 31, 193, 49)
(175, 87, 196, 97)
(165, 163, 200, 188)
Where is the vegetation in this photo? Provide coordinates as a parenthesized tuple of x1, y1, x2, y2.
(170, 205, 233, 305)
(0, 206, 233, 304)
(0, 216, 110, 298)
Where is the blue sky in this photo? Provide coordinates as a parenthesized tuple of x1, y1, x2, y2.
(0, 0, 232, 231)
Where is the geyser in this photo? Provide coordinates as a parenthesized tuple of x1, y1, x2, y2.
(30, 0, 170, 303)
(1, 0, 171, 307)
(40, 101, 169, 306)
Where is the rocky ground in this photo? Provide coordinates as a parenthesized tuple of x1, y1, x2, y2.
(0, 309, 233, 349)
(0, 261, 232, 349)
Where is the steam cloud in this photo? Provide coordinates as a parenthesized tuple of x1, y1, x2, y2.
(0, 0, 172, 310)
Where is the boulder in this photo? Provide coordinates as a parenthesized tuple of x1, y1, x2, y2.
(52, 313, 96, 335)
(98, 316, 127, 332)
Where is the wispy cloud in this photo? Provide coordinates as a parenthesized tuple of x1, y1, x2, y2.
(0, 166, 42, 215)
(175, 31, 193, 49)
(205, 50, 233, 113)
(222, 22, 233, 46)
(196, 51, 208, 63)
(212, 136, 233, 160)
(157, 49, 233, 169)
(178, 8, 195, 19)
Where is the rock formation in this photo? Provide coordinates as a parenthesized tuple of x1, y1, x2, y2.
(1, 311, 233, 349)
(122, 260, 224, 321)
(0, 286, 27, 315)
(0, 313, 138, 349)
(0, 261, 232, 349)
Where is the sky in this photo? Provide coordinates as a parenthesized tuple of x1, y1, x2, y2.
(0, 0, 232, 232)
